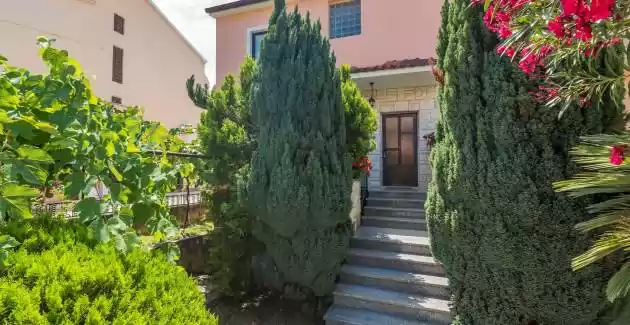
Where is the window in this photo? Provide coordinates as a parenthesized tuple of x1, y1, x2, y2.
(114, 13, 125, 35)
(250, 30, 267, 59)
(111, 96, 122, 104)
(329, 0, 361, 39)
(112, 46, 123, 84)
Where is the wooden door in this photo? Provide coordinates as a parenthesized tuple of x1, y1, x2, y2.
(382, 113, 418, 187)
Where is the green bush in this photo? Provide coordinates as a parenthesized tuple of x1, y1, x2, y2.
(248, 0, 352, 298)
(0, 218, 216, 324)
(187, 57, 260, 297)
(340, 64, 377, 178)
(426, 1, 624, 324)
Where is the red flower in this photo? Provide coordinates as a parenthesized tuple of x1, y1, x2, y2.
(590, 0, 615, 21)
(574, 19, 593, 41)
(547, 16, 566, 38)
(610, 145, 627, 165)
(561, 0, 582, 17)
(496, 45, 515, 58)
(498, 24, 513, 39)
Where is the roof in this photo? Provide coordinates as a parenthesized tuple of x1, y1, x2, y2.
(350, 58, 432, 73)
(205, 0, 270, 16)
(147, 0, 207, 64)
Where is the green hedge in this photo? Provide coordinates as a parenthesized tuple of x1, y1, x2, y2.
(0, 218, 217, 324)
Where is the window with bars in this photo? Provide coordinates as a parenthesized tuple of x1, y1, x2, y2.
(114, 13, 125, 35)
(111, 96, 122, 104)
(329, 0, 361, 39)
(112, 46, 123, 84)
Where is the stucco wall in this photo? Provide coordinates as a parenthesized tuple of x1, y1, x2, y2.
(0, 0, 207, 128)
(214, 0, 441, 83)
(366, 86, 438, 191)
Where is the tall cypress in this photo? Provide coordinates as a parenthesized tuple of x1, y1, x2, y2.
(248, 0, 351, 297)
(427, 0, 622, 324)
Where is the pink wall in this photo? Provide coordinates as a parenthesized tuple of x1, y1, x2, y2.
(214, 0, 441, 83)
(0, 0, 208, 128)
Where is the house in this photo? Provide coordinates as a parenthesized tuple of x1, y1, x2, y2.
(206, 0, 441, 192)
(0, 0, 208, 128)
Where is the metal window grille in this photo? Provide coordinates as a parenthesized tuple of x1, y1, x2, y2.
(114, 13, 125, 35)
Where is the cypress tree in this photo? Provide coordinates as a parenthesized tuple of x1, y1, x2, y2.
(427, 0, 623, 324)
(248, 0, 351, 297)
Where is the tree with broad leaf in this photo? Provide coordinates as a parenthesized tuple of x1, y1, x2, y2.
(0, 38, 186, 267)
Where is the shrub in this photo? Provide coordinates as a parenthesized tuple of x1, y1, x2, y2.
(426, 1, 624, 324)
(340, 65, 377, 178)
(0, 243, 216, 324)
(187, 57, 260, 297)
(248, 0, 352, 298)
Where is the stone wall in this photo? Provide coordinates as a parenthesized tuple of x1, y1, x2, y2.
(365, 86, 438, 191)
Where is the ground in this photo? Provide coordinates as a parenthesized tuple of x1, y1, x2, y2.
(207, 294, 324, 325)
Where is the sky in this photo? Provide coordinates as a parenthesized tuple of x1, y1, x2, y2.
(151, 0, 235, 86)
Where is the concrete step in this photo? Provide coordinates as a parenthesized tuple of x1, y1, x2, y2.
(369, 189, 427, 200)
(324, 306, 438, 325)
(364, 206, 425, 218)
(347, 249, 445, 275)
(367, 197, 425, 209)
(362, 216, 427, 231)
(351, 227, 432, 255)
(332, 284, 452, 324)
(340, 265, 450, 299)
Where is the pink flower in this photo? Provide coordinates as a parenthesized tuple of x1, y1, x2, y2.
(589, 0, 615, 21)
(561, 0, 582, 17)
(610, 145, 627, 165)
(575, 20, 593, 41)
(498, 24, 513, 39)
(547, 16, 566, 38)
(496, 45, 515, 58)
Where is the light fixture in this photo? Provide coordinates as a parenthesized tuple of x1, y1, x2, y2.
(368, 82, 376, 107)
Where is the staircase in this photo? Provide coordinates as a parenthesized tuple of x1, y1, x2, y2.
(324, 187, 452, 325)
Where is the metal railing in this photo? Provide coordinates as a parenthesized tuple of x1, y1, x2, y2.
(32, 190, 203, 218)
(360, 172, 369, 215)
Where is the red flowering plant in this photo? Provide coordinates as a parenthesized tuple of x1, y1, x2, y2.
(477, 0, 630, 307)
(352, 156, 373, 179)
(475, 0, 628, 110)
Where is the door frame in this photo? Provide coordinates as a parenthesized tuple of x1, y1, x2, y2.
(381, 112, 419, 187)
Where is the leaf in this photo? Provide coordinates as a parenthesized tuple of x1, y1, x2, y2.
(126, 142, 140, 153)
(3, 159, 48, 185)
(0, 196, 33, 219)
(123, 232, 141, 252)
(46, 137, 79, 150)
(0, 110, 11, 123)
(90, 217, 109, 243)
(1, 184, 39, 198)
(17, 145, 54, 164)
(111, 231, 128, 253)
(65, 171, 86, 198)
(608, 262, 630, 302)
(0, 235, 19, 250)
(107, 216, 128, 232)
(75, 198, 101, 223)
(34, 121, 58, 134)
(108, 161, 123, 182)
(105, 141, 115, 157)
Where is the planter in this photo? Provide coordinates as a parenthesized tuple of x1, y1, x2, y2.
(349, 180, 361, 232)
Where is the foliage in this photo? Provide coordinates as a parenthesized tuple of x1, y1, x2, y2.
(0, 219, 216, 324)
(426, 1, 624, 324)
(340, 64, 378, 178)
(476, 0, 628, 110)
(248, 0, 352, 298)
(0, 38, 184, 262)
(479, 0, 630, 307)
(555, 134, 630, 304)
(188, 56, 259, 297)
